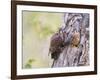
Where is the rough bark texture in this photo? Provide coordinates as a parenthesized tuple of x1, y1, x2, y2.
(51, 13, 89, 67)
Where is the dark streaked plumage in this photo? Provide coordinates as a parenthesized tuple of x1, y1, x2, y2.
(49, 32, 65, 60)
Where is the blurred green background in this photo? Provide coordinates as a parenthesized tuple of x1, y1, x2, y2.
(22, 11, 63, 69)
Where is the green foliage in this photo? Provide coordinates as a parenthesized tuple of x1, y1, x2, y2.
(23, 12, 62, 39)
(24, 59, 35, 68)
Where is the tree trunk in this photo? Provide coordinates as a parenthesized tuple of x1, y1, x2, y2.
(52, 13, 89, 67)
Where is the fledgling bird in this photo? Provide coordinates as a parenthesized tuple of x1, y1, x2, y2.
(49, 31, 65, 60)
(71, 30, 80, 47)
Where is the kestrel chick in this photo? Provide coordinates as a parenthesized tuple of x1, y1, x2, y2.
(49, 32, 65, 60)
(71, 31, 80, 47)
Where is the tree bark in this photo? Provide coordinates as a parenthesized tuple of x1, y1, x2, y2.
(52, 13, 89, 67)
